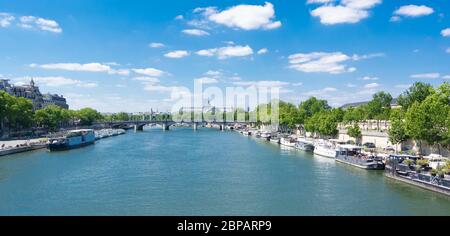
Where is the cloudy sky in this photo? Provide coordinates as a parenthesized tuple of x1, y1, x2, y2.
(0, 0, 449, 112)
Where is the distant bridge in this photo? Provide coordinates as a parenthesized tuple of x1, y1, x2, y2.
(96, 120, 255, 131)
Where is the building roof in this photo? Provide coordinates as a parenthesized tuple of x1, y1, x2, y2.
(340, 98, 398, 109)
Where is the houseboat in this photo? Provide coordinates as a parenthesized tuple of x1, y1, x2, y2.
(335, 145, 385, 170)
(47, 129, 96, 151)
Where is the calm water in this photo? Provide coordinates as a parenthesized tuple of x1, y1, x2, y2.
(0, 128, 449, 216)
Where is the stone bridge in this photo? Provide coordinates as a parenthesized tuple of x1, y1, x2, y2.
(96, 120, 253, 131)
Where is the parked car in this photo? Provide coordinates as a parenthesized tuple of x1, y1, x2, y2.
(384, 146, 395, 152)
(363, 142, 376, 149)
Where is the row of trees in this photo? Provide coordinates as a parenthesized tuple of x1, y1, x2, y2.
(0, 91, 104, 133)
(389, 82, 450, 153)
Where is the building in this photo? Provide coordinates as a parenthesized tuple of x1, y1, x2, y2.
(43, 93, 69, 109)
(340, 98, 400, 109)
(0, 78, 68, 110)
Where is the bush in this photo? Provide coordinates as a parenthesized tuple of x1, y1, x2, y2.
(403, 159, 414, 166)
(430, 169, 438, 176)
(416, 159, 429, 167)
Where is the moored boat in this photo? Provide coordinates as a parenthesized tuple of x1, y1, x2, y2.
(280, 137, 296, 147)
(335, 145, 385, 170)
(259, 131, 271, 140)
(47, 129, 96, 151)
(270, 136, 280, 144)
(295, 140, 315, 152)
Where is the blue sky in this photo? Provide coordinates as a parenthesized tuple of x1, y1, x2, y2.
(0, 0, 449, 112)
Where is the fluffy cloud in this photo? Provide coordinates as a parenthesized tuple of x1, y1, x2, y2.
(196, 2, 282, 30)
(393, 5, 434, 18)
(364, 83, 380, 89)
(204, 70, 222, 77)
(0, 13, 14, 27)
(19, 15, 62, 33)
(164, 50, 190, 58)
(410, 73, 440, 79)
(182, 29, 210, 36)
(195, 77, 219, 84)
(288, 51, 381, 74)
(257, 48, 268, 55)
(288, 52, 353, 74)
(149, 42, 165, 48)
(310, 0, 381, 25)
(14, 76, 97, 88)
(441, 28, 450, 37)
(132, 68, 165, 77)
(196, 45, 253, 59)
(31, 63, 130, 75)
(311, 5, 368, 25)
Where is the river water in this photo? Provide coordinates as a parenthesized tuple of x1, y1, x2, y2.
(0, 128, 449, 215)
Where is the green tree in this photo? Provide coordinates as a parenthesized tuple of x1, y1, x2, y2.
(397, 82, 434, 111)
(75, 108, 103, 126)
(298, 97, 330, 119)
(347, 124, 362, 143)
(405, 102, 427, 154)
(366, 91, 392, 120)
(388, 109, 408, 153)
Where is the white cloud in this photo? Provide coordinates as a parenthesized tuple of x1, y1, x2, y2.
(341, 0, 381, 10)
(143, 84, 182, 94)
(311, 5, 369, 25)
(307, 0, 335, 4)
(309, 0, 381, 25)
(360, 76, 379, 81)
(233, 80, 290, 87)
(0, 13, 14, 28)
(14, 76, 97, 88)
(305, 87, 337, 96)
(196, 45, 253, 59)
(32, 62, 129, 75)
(441, 28, 450, 37)
(175, 15, 184, 20)
(443, 75, 450, 80)
(182, 29, 210, 36)
(393, 5, 434, 18)
(195, 77, 219, 84)
(410, 73, 440, 79)
(346, 83, 357, 88)
(204, 2, 282, 30)
(364, 83, 379, 89)
(446, 48, 450, 54)
(132, 68, 165, 77)
(132, 77, 160, 83)
(292, 82, 303, 86)
(288, 52, 352, 74)
(19, 15, 62, 33)
(164, 50, 190, 58)
(390, 16, 401, 22)
(149, 42, 165, 48)
(204, 70, 222, 77)
(288, 51, 381, 74)
(257, 48, 268, 55)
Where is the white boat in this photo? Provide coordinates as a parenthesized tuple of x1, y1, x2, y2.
(280, 137, 296, 147)
(260, 131, 271, 140)
(424, 154, 449, 169)
(313, 139, 346, 158)
(270, 136, 280, 144)
(295, 141, 315, 152)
